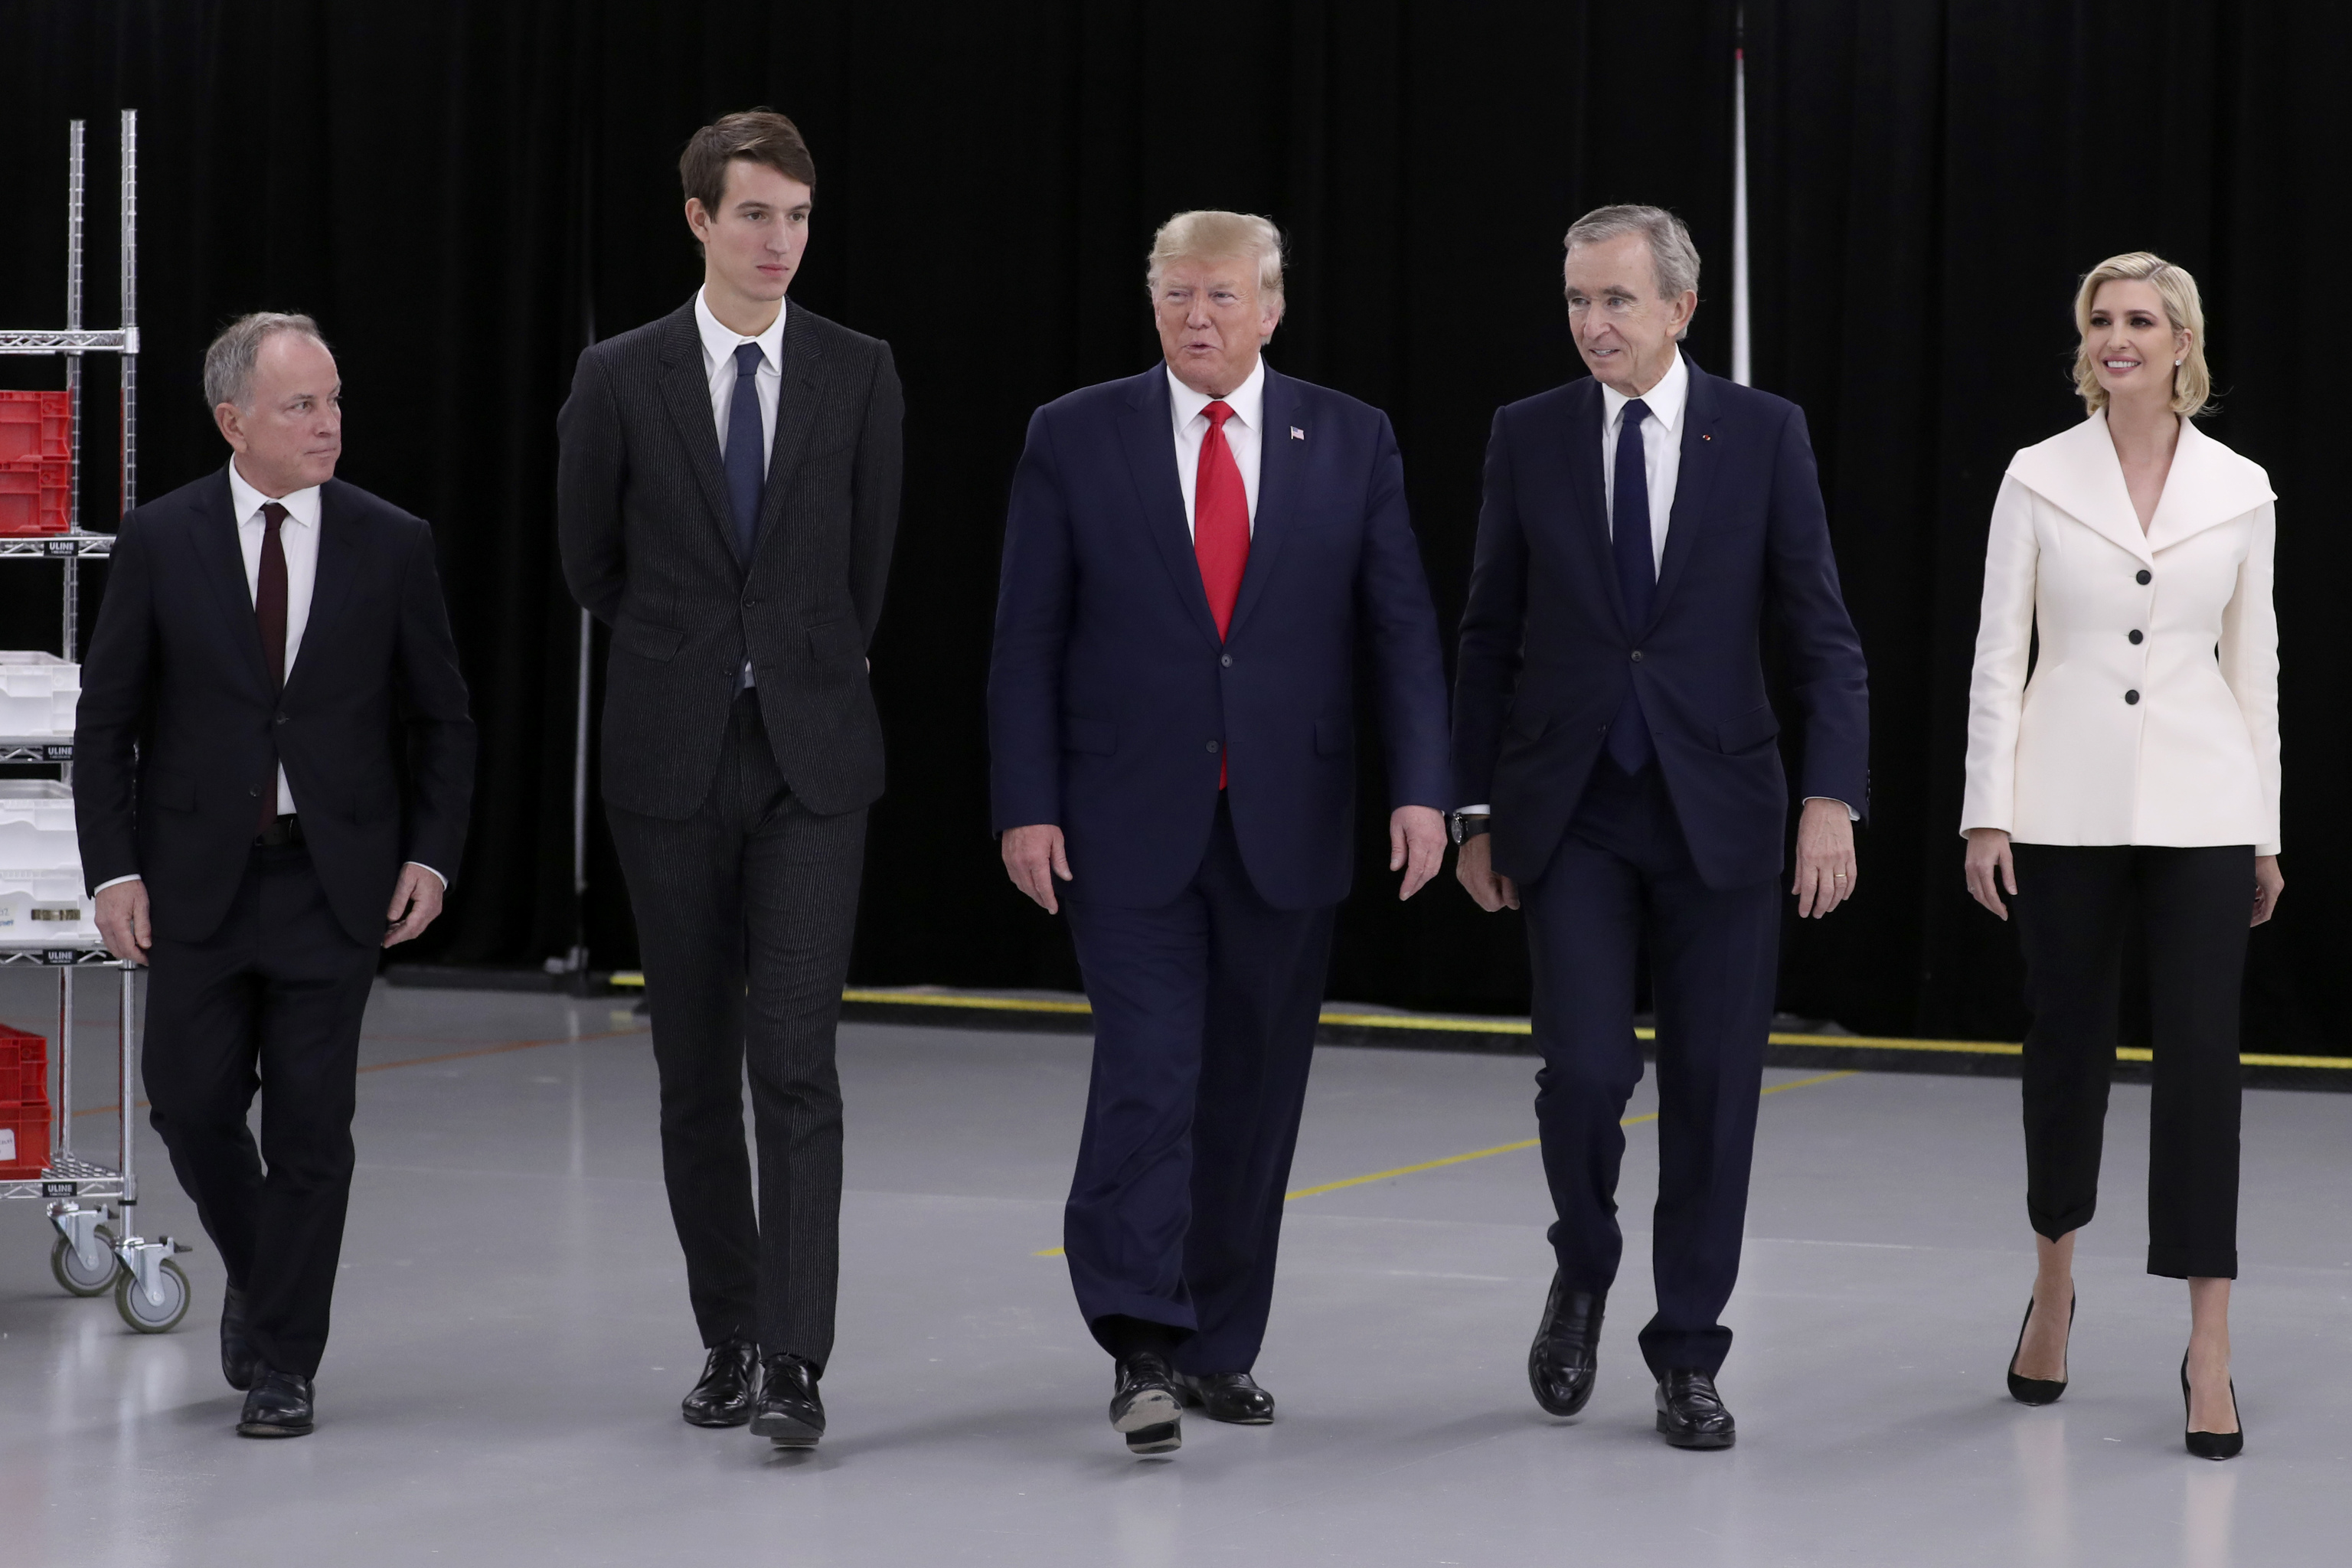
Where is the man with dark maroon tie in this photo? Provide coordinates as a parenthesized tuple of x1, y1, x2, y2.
(76, 312, 475, 1439)
(988, 211, 1452, 1456)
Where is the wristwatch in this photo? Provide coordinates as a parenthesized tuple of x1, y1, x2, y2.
(1450, 813, 1491, 844)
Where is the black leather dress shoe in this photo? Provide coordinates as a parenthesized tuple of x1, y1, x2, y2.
(237, 1368, 316, 1438)
(681, 1338, 760, 1428)
(1528, 1273, 1605, 1418)
(220, 1284, 258, 1393)
(1109, 1350, 1182, 1454)
(750, 1354, 825, 1448)
(1654, 1369, 1736, 1449)
(1176, 1370, 1275, 1424)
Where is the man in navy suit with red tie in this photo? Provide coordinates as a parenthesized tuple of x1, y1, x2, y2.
(989, 211, 1452, 1456)
(1453, 206, 1869, 1449)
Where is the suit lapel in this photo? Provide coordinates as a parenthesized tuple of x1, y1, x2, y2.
(286, 481, 359, 697)
(655, 302, 740, 563)
(1647, 361, 1724, 630)
(2144, 417, 2278, 553)
(2006, 414, 2154, 566)
(750, 308, 825, 569)
(1119, 370, 1224, 652)
(191, 466, 272, 693)
(1223, 370, 1301, 643)
(1557, 380, 1629, 634)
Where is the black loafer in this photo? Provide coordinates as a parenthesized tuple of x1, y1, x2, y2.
(1110, 1351, 1182, 1454)
(1529, 1272, 1605, 1418)
(1176, 1370, 1275, 1424)
(237, 1368, 315, 1438)
(681, 1337, 760, 1428)
(750, 1354, 825, 1449)
(1655, 1369, 1736, 1450)
(220, 1284, 259, 1393)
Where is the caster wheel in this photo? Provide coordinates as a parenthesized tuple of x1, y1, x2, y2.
(51, 1226, 121, 1296)
(114, 1256, 191, 1334)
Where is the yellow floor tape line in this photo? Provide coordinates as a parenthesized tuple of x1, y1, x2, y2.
(1031, 1070, 1855, 1256)
(839, 988, 2352, 1073)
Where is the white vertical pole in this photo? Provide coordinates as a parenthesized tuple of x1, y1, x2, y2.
(1731, 46, 1752, 387)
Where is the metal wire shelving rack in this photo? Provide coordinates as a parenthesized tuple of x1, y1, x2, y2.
(0, 111, 190, 1334)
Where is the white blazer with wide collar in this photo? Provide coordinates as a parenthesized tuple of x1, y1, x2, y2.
(1962, 411, 2280, 854)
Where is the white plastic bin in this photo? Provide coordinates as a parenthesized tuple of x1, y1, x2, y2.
(0, 871, 96, 946)
(0, 779, 80, 874)
(0, 652, 79, 737)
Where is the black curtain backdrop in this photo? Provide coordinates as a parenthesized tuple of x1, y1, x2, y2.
(1744, 0, 2351, 1050)
(0, 2, 2338, 1050)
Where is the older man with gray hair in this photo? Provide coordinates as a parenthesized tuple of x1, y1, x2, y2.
(75, 312, 475, 1439)
(989, 211, 1451, 1455)
(1452, 205, 1868, 1448)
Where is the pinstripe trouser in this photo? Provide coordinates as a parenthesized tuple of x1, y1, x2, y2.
(607, 691, 868, 1367)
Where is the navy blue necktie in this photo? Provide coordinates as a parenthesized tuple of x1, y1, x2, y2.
(1606, 397, 1657, 773)
(724, 341, 766, 564)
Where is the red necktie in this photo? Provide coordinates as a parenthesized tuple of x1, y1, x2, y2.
(256, 501, 289, 833)
(1194, 401, 1250, 787)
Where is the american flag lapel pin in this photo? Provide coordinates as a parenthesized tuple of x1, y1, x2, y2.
(1289, 426, 1305, 441)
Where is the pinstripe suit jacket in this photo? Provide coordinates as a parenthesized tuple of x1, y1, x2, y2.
(557, 299, 903, 819)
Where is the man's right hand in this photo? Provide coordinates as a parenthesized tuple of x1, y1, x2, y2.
(1455, 830, 1520, 913)
(1001, 824, 1073, 915)
(94, 878, 152, 965)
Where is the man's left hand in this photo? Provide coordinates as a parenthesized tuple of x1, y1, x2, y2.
(1390, 805, 1447, 900)
(1792, 799, 1857, 919)
(384, 863, 446, 947)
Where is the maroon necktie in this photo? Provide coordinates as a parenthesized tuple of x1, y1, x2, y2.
(1194, 402, 1250, 787)
(256, 501, 289, 833)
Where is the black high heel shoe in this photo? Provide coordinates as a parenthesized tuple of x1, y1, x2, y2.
(2005, 1293, 2074, 1405)
(2181, 1354, 2243, 1461)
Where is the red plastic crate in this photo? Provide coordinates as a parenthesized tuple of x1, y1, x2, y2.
(0, 1101, 53, 1176)
(0, 456, 70, 536)
(0, 390, 70, 463)
(0, 1023, 45, 1105)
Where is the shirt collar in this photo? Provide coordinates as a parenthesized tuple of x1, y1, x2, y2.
(695, 286, 788, 374)
(1167, 355, 1268, 436)
(1601, 348, 1689, 436)
(227, 459, 322, 529)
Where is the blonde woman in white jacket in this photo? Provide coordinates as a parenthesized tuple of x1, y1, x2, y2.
(1961, 253, 2278, 1462)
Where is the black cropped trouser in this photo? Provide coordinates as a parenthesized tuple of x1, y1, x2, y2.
(2010, 843, 2251, 1280)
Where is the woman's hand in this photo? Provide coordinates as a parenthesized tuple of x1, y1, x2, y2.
(1965, 828, 2017, 920)
(2252, 854, 2284, 926)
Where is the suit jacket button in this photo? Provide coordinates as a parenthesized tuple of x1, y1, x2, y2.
(1220, 655, 1231, 667)
(2125, 690, 2141, 704)
(2135, 569, 2152, 585)
(276, 714, 289, 725)
(1630, 650, 1644, 662)
(2128, 629, 2144, 644)
(1207, 740, 1220, 753)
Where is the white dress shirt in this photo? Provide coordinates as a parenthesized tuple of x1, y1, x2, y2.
(1168, 358, 1266, 536)
(694, 289, 786, 689)
(228, 459, 323, 804)
(694, 287, 786, 474)
(1600, 348, 1688, 573)
(1459, 349, 1851, 822)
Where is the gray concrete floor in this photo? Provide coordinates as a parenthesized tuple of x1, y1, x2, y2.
(2, 973, 2347, 1566)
